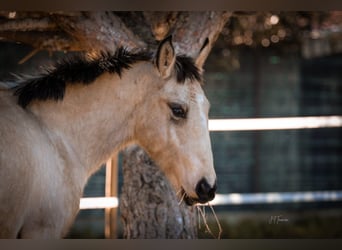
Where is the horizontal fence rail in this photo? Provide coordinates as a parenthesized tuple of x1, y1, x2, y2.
(80, 190, 342, 209)
(205, 190, 342, 206)
(80, 197, 118, 210)
(208, 115, 342, 131)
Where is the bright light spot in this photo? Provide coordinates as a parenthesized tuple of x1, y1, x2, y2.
(266, 193, 282, 203)
(277, 29, 286, 38)
(297, 17, 309, 27)
(311, 30, 320, 39)
(270, 15, 279, 25)
(303, 192, 314, 202)
(229, 193, 243, 204)
(8, 12, 16, 19)
(261, 38, 270, 47)
(244, 36, 253, 46)
(233, 36, 243, 45)
(208, 116, 342, 131)
(271, 35, 280, 43)
(80, 197, 118, 209)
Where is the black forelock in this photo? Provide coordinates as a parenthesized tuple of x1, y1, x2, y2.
(175, 56, 202, 83)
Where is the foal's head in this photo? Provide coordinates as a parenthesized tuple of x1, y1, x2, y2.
(135, 37, 216, 205)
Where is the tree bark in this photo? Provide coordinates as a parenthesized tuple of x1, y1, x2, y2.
(120, 146, 198, 239)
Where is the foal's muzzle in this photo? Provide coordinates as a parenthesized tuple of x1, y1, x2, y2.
(182, 178, 217, 206)
(195, 178, 216, 203)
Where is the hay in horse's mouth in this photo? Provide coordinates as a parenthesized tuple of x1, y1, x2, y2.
(180, 188, 207, 206)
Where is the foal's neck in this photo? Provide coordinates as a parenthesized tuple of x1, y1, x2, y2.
(29, 63, 153, 176)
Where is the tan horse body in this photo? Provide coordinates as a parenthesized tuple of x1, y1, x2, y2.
(0, 37, 216, 238)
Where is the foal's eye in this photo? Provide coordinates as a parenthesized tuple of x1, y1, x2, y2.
(168, 103, 187, 120)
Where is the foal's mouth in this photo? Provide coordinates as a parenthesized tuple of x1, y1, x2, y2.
(180, 188, 213, 206)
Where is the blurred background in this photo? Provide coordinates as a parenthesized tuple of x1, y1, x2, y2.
(0, 11, 341, 238)
(200, 11, 342, 238)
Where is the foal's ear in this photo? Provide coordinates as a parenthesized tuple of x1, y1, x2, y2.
(195, 37, 211, 70)
(156, 36, 176, 79)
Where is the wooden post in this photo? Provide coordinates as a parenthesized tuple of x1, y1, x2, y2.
(105, 155, 118, 238)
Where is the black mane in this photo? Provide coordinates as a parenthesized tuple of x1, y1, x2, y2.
(13, 49, 201, 108)
(13, 48, 152, 108)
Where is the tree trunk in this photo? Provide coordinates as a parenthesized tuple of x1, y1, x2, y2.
(120, 146, 198, 238)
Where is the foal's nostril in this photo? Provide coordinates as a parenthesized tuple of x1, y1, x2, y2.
(195, 178, 217, 203)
